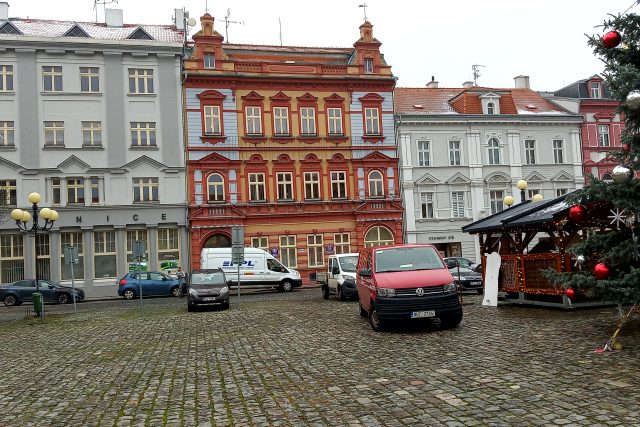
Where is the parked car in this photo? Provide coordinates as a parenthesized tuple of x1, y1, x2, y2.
(117, 271, 180, 300)
(444, 257, 480, 272)
(186, 269, 230, 311)
(449, 266, 484, 294)
(1, 279, 85, 306)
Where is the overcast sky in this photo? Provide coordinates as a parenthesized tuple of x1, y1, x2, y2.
(9, 0, 636, 90)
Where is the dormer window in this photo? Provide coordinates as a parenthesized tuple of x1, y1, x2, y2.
(487, 102, 495, 115)
(204, 54, 215, 69)
(480, 93, 501, 115)
(364, 58, 373, 74)
(590, 82, 601, 98)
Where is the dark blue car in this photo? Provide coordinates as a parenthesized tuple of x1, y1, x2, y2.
(117, 271, 181, 300)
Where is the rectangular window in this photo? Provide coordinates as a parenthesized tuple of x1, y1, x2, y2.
(126, 230, 148, 264)
(130, 122, 156, 146)
(203, 54, 215, 68)
(44, 121, 64, 146)
(67, 177, 85, 204)
(556, 188, 568, 197)
(128, 68, 154, 94)
(51, 178, 61, 205)
(525, 140, 536, 165)
(79, 67, 99, 92)
(0, 234, 24, 283)
(334, 233, 350, 254)
(204, 105, 221, 135)
(300, 107, 316, 135)
(307, 234, 324, 267)
(553, 139, 564, 164)
(276, 172, 294, 201)
(133, 177, 159, 202)
(364, 107, 380, 135)
(0, 179, 17, 206)
(528, 189, 540, 199)
(304, 171, 320, 200)
(598, 125, 610, 147)
(90, 177, 100, 204)
(591, 82, 601, 98)
(449, 140, 461, 166)
(42, 66, 63, 92)
(245, 106, 262, 135)
(364, 58, 373, 74)
(420, 192, 434, 219)
(279, 235, 297, 268)
(489, 190, 504, 214)
(61, 232, 84, 281)
(0, 121, 14, 146)
(248, 173, 266, 202)
(331, 171, 347, 199)
(0, 65, 13, 91)
(36, 234, 50, 281)
(158, 228, 180, 273)
(82, 121, 102, 146)
(451, 191, 465, 218)
(273, 107, 290, 136)
(488, 141, 501, 165)
(251, 236, 269, 252)
(94, 231, 117, 278)
(417, 140, 430, 166)
(327, 108, 343, 135)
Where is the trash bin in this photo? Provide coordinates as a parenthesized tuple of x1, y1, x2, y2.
(32, 292, 43, 316)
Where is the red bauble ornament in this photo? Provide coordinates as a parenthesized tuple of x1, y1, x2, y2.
(594, 263, 610, 280)
(568, 204, 588, 223)
(623, 143, 631, 152)
(603, 30, 622, 49)
(565, 288, 576, 299)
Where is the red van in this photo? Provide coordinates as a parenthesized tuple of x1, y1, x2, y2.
(356, 244, 462, 331)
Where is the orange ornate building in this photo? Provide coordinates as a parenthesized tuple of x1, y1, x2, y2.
(183, 12, 403, 281)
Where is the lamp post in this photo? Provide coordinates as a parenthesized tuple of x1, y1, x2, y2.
(516, 179, 528, 203)
(503, 195, 514, 208)
(10, 192, 59, 315)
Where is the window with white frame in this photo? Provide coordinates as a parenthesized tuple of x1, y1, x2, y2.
(273, 107, 290, 135)
(364, 58, 373, 74)
(0, 179, 16, 206)
(248, 172, 266, 202)
(251, 236, 268, 252)
(364, 107, 380, 135)
(90, 177, 100, 204)
(207, 173, 225, 202)
(36, 234, 50, 281)
(245, 106, 262, 135)
(51, 178, 61, 205)
(204, 105, 221, 135)
(279, 235, 297, 268)
(598, 125, 610, 147)
(130, 122, 156, 146)
(327, 108, 343, 135)
(0, 65, 13, 91)
(133, 177, 159, 202)
(556, 188, 568, 197)
(334, 233, 350, 254)
(487, 102, 495, 115)
(0, 121, 14, 146)
(449, 140, 461, 166)
(489, 190, 504, 214)
(304, 171, 320, 200)
(553, 139, 564, 164)
(126, 230, 148, 264)
(331, 171, 347, 199)
(417, 140, 430, 166)
(0, 234, 24, 283)
(158, 228, 180, 272)
(368, 170, 384, 198)
(524, 139, 536, 165)
(44, 121, 64, 146)
(82, 121, 102, 146)
(79, 67, 99, 92)
(487, 138, 501, 165)
(300, 107, 316, 135)
(67, 177, 85, 204)
(307, 234, 324, 267)
(61, 232, 84, 280)
(128, 68, 154, 94)
(591, 82, 601, 98)
(451, 191, 465, 218)
(276, 172, 294, 201)
(94, 230, 116, 278)
(364, 226, 394, 248)
(420, 192, 434, 219)
(42, 66, 63, 92)
(527, 189, 540, 199)
(203, 53, 215, 69)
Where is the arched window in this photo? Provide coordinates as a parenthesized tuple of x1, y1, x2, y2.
(368, 170, 384, 198)
(364, 226, 394, 248)
(207, 173, 225, 202)
(487, 102, 495, 115)
(487, 138, 500, 165)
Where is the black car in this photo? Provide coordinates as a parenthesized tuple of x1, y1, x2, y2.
(449, 267, 484, 294)
(186, 269, 230, 312)
(0, 279, 85, 306)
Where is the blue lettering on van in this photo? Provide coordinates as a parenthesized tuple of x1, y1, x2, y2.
(222, 260, 256, 267)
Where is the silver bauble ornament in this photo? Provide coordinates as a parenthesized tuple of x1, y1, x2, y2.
(626, 91, 640, 108)
(576, 255, 587, 266)
(612, 164, 633, 184)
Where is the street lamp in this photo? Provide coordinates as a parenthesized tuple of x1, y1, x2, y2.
(10, 192, 59, 310)
(516, 179, 528, 203)
(503, 195, 514, 208)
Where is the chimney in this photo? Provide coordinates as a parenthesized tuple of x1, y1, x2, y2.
(174, 8, 185, 31)
(105, 8, 123, 27)
(426, 76, 439, 88)
(514, 75, 530, 89)
(462, 81, 474, 88)
(0, 2, 9, 21)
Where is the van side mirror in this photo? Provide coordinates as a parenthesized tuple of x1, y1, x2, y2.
(332, 266, 340, 275)
(359, 268, 372, 277)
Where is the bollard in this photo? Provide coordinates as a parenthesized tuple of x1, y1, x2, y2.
(32, 292, 43, 317)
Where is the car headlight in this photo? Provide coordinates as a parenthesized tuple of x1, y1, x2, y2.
(377, 287, 396, 297)
(189, 288, 198, 296)
(220, 286, 229, 293)
(443, 283, 457, 293)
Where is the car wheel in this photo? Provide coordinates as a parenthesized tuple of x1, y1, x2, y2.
(358, 301, 368, 318)
(123, 289, 136, 300)
(187, 302, 195, 312)
(171, 286, 181, 297)
(223, 300, 230, 310)
(440, 309, 463, 329)
(477, 288, 484, 295)
(322, 285, 329, 300)
(3, 294, 18, 307)
(369, 303, 384, 332)
(281, 280, 293, 292)
(337, 285, 345, 301)
(58, 293, 70, 304)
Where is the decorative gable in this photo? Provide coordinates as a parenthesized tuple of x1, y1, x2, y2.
(241, 91, 264, 102)
(416, 173, 440, 185)
(479, 92, 501, 115)
(359, 151, 392, 162)
(122, 155, 167, 171)
(301, 153, 321, 164)
(0, 157, 23, 172)
(127, 27, 153, 40)
(197, 152, 234, 165)
(324, 93, 345, 103)
(485, 172, 510, 184)
(525, 171, 546, 182)
(296, 93, 318, 103)
(269, 92, 291, 102)
(358, 93, 385, 103)
(552, 171, 574, 182)
(274, 154, 294, 165)
(63, 24, 90, 38)
(0, 21, 22, 35)
(57, 155, 91, 173)
(197, 90, 226, 101)
(446, 172, 471, 184)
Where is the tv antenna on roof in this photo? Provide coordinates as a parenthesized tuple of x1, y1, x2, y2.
(472, 64, 486, 86)
(359, 2, 369, 21)
(224, 8, 244, 42)
(93, 0, 118, 23)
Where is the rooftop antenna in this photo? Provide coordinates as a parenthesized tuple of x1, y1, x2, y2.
(279, 17, 283, 46)
(93, 0, 118, 23)
(472, 64, 486, 86)
(224, 8, 244, 42)
(359, 2, 368, 21)
(205, 0, 209, 13)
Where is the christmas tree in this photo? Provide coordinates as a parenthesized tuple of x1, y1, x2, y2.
(546, 13, 640, 304)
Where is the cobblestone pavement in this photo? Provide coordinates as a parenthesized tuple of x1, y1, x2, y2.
(0, 289, 639, 427)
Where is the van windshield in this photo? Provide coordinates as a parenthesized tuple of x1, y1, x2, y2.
(374, 246, 444, 273)
(338, 255, 358, 272)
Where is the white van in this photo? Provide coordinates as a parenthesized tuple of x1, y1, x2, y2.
(200, 247, 302, 292)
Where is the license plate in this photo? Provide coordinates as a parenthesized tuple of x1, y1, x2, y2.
(203, 297, 216, 302)
(411, 310, 435, 318)
(471, 281, 482, 286)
